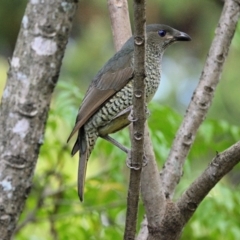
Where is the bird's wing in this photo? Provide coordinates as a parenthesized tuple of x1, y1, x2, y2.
(67, 66, 134, 142)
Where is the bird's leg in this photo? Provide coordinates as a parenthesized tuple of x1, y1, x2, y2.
(101, 135, 148, 170)
(101, 105, 149, 169)
(125, 105, 149, 168)
(102, 135, 144, 170)
(102, 135, 130, 153)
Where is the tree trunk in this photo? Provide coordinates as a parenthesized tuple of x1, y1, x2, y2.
(0, 1, 77, 239)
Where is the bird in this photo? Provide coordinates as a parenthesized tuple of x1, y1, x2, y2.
(67, 24, 191, 201)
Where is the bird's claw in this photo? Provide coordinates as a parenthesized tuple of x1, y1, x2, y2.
(127, 111, 138, 122)
(127, 106, 150, 122)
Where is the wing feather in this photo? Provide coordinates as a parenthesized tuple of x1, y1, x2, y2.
(67, 67, 133, 142)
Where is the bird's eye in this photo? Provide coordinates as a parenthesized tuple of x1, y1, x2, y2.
(158, 30, 166, 37)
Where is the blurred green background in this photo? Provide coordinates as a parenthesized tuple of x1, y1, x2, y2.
(0, 0, 240, 239)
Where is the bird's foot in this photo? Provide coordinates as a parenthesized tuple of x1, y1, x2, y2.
(127, 110, 138, 122)
(126, 150, 148, 170)
(127, 105, 150, 122)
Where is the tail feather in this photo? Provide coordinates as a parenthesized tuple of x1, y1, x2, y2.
(78, 149, 88, 201)
(77, 127, 98, 201)
(71, 138, 80, 156)
(77, 127, 88, 201)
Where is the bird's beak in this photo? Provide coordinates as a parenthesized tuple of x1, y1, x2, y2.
(174, 31, 191, 41)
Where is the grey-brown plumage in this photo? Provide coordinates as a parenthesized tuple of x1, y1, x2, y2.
(68, 24, 191, 201)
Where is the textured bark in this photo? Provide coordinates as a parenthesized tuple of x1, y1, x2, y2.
(161, 0, 240, 199)
(140, 124, 165, 233)
(0, 1, 77, 239)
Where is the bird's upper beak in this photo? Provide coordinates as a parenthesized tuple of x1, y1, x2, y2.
(174, 31, 191, 41)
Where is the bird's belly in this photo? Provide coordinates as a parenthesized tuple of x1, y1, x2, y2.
(98, 107, 131, 136)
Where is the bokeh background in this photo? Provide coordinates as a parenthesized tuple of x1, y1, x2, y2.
(0, 0, 240, 239)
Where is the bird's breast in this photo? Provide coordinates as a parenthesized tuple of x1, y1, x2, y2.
(145, 53, 162, 102)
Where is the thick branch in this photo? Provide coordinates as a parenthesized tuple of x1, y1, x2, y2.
(139, 124, 165, 235)
(139, 142, 240, 240)
(0, 1, 77, 239)
(161, 0, 240, 198)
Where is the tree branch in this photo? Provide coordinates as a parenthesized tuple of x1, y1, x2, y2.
(161, 0, 240, 198)
(137, 139, 240, 240)
(0, 1, 77, 239)
(108, 1, 167, 239)
(124, 0, 146, 239)
(138, 124, 165, 238)
(107, 0, 132, 52)
(177, 141, 240, 224)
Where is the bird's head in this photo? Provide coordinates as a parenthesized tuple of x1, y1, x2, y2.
(146, 24, 191, 50)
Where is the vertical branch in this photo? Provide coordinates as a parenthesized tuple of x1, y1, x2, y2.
(0, 1, 77, 239)
(161, 0, 240, 198)
(124, 0, 146, 239)
(107, 0, 132, 51)
(139, 124, 166, 234)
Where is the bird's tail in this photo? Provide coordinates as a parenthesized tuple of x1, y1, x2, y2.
(76, 127, 98, 201)
(78, 148, 88, 202)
